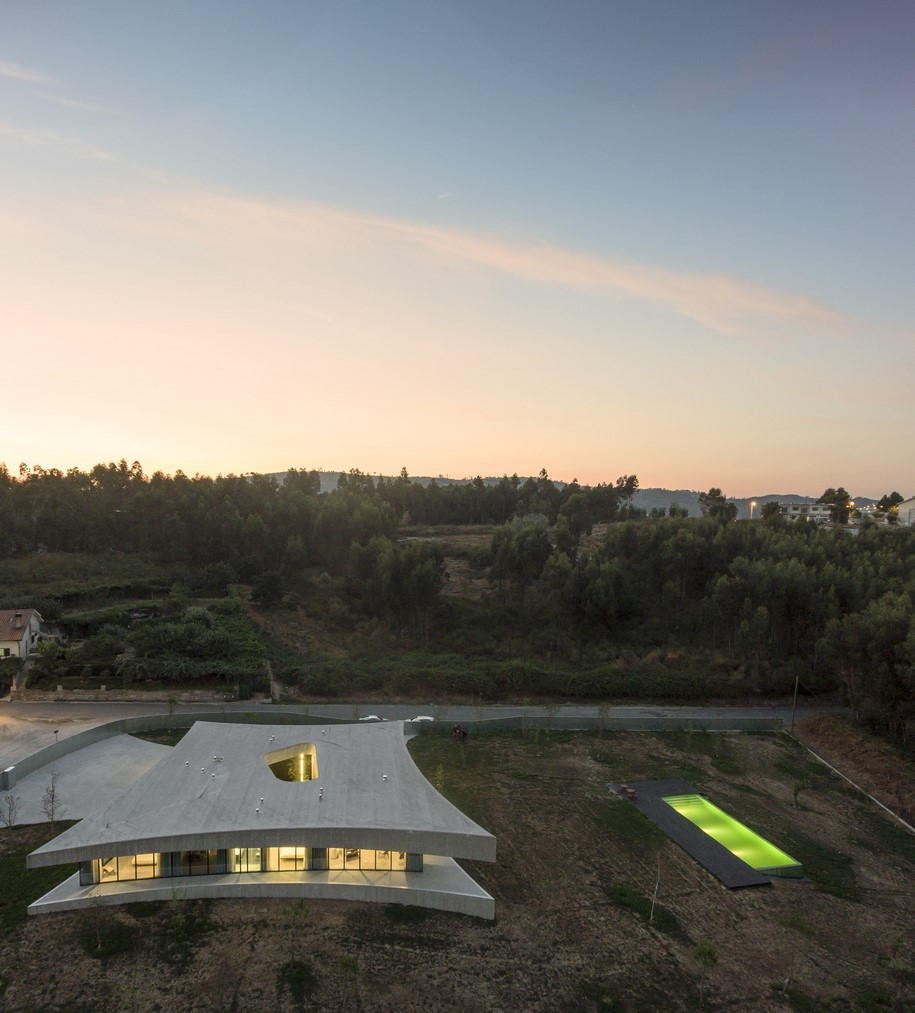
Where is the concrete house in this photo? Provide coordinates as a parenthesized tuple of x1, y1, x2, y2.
(778, 502, 833, 523)
(0, 609, 43, 660)
(896, 497, 915, 527)
(28, 721, 497, 919)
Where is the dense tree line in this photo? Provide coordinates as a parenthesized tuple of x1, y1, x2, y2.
(494, 514, 914, 741)
(2, 461, 912, 742)
(0, 462, 637, 571)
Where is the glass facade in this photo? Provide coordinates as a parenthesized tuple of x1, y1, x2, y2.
(80, 846, 423, 885)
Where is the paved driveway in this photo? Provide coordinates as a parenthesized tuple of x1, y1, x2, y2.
(2, 734, 170, 826)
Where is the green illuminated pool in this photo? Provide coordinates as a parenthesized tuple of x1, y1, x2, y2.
(663, 794, 801, 875)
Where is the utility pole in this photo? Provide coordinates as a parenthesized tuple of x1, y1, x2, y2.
(791, 676, 799, 733)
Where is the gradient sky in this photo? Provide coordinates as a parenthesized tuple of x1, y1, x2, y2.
(2, 0, 913, 498)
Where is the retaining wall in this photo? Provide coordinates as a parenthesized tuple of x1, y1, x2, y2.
(412, 715, 783, 735)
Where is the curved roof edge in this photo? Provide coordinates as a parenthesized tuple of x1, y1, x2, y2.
(28, 721, 496, 869)
(29, 823, 496, 869)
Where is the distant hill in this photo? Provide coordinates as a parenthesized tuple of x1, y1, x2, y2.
(265, 471, 875, 519)
(267, 471, 564, 494)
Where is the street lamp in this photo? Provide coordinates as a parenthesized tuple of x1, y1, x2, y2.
(749, 500, 757, 520)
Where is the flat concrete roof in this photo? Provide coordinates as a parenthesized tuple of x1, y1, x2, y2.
(29, 721, 496, 868)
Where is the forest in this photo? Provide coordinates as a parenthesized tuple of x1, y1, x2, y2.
(1, 461, 912, 747)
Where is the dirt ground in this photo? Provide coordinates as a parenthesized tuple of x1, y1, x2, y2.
(794, 715, 915, 826)
(1, 729, 913, 1012)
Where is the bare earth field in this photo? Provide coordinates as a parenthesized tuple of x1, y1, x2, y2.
(794, 715, 915, 826)
(1, 729, 913, 1012)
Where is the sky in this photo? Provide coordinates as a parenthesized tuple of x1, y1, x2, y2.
(1, 0, 913, 498)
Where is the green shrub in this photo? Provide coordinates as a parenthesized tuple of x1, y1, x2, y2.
(277, 959, 319, 1010)
(154, 900, 216, 969)
(78, 910, 140, 960)
(603, 883, 689, 943)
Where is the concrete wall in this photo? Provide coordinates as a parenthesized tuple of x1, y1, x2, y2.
(413, 714, 783, 735)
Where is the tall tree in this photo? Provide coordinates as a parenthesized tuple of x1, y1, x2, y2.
(698, 488, 737, 522)
(817, 487, 852, 525)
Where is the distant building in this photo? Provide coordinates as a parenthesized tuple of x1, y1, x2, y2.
(896, 497, 915, 527)
(778, 502, 833, 524)
(850, 504, 890, 526)
(0, 609, 43, 660)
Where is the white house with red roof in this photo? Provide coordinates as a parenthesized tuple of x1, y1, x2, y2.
(0, 609, 43, 660)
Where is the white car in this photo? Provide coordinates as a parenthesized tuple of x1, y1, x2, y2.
(359, 714, 382, 722)
(409, 715, 434, 723)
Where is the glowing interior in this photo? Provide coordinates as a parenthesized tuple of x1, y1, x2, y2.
(263, 742, 319, 782)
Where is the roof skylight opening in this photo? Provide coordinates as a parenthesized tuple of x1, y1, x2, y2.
(263, 742, 319, 782)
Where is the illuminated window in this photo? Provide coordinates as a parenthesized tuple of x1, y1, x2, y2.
(232, 847, 263, 873)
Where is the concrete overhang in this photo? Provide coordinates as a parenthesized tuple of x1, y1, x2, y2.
(29, 721, 496, 868)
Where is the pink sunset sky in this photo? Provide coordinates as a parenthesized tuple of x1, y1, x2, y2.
(2, 2, 912, 499)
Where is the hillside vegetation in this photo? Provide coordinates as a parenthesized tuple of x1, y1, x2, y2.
(2, 462, 913, 746)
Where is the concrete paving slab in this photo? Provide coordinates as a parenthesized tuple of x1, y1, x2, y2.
(2, 734, 171, 826)
(0, 709, 115, 771)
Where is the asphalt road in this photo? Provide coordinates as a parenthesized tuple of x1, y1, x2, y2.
(0, 697, 846, 771)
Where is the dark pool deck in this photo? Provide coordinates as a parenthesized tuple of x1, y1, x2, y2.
(624, 780, 773, 888)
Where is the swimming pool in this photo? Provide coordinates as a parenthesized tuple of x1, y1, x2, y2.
(663, 793, 801, 875)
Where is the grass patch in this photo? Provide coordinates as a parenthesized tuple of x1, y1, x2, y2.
(856, 985, 902, 1012)
(590, 746, 705, 783)
(563, 978, 630, 1012)
(129, 727, 190, 747)
(603, 884, 689, 944)
(779, 912, 817, 939)
(769, 982, 832, 1012)
(407, 734, 496, 825)
(587, 796, 666, 853)
(0, 822, 78, 930)
(849, 805, 915, 864)
(277, 959, 319, 1011)
(690, 940, 719, 969)
(336, 954, 358, 976)
(384, 903, 430, 925)
(126, 899, 166, 919)
(771, 744, 842, 794)
(153, 899, 217, 970)
(78, 909, 141, 960)
(0, 551, 180, 603)
(784, 830, 859, 901)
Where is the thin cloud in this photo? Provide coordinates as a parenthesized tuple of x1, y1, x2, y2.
(0, 118, 113, 161)
(113, 189, 840, 337)
(0, 59, 52, 84)
(36, 91, 118, 116)
(384, 218, 837, 334)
